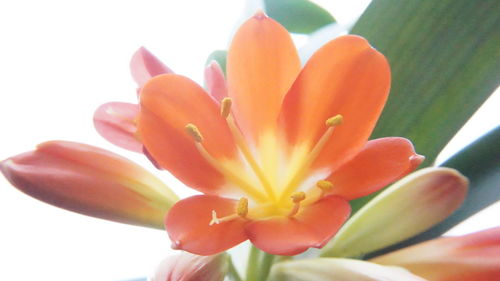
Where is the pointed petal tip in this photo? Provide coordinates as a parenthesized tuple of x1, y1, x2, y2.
(206, 60, 220, 69)
(171, 240, 181, 250)
(253, 9, 268, 20)
(410, 154, 425, 164)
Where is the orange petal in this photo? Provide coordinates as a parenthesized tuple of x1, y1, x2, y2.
(165, 195, 247, 256)
(328, 137, 424, 200)
(0, 141, 178, 229)
(138, 74, 238, 194)
(151, 252, 228, 281)
(372, 226, 500, 281)
(93, 102, 143, 152)
(280, 35, 391, 171)
(131, 46, 173, 87)
(226, 11, 300, 142)
(204, 60, 227, 103)
(245, 195, 350, 255)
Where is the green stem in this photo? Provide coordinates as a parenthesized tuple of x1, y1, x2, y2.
(245, 245, 261, 281)
(227, 255, 242, 281)
(256, 252, 276, 281)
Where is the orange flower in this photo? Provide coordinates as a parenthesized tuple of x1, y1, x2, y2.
(138, 12, 423, 256)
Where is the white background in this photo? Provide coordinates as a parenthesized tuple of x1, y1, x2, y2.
(0, 0, 498, 280)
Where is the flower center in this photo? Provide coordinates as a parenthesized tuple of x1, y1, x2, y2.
(185, 98, 342, 222)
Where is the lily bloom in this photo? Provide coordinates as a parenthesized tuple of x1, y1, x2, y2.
(137, 12, 423, 256)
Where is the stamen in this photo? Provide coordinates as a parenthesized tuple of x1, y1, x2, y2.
(185, 123, 268, 202)
(317, 180, 333, 197)
(289, 191, 306, 217)
(220, 97, 232, 118)
(185, 123, 203, 142)
(209, 197, 249, 226)
(279, 115, 343, 202)
(221, 98, 277, 202)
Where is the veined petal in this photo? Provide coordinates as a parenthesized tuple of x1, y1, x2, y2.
(204, 60, 227, 103)
(372, 227, 500, 281)
(321, 168, 468, 257)
(227, 11, 300, 142)
(138, 74, 238, 194)
(165, 195, 247, 256)
(130, 46, 173, 87)
(93, 102, 142, 152)
(245, 195, 350, 255)
(0, 141, 178, 229)
(150, 252, 228, 281)
(328, 137, 424, 200)
(279, 35, 391, 171)
(270, 258, 427, 281)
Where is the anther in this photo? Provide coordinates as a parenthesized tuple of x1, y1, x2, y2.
(291, 191, 306, 203)
(185, 123, 203, 142)
(325, 114, 343, 127)
(220, 97, 232, 118)
(236, 197, 248, 217)
(317, 180, 333, 197)
(289, 192, 306, 217)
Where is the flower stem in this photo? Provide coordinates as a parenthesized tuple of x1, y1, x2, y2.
(256, 252, 275, 281)
(245, 245, 261, 281)
(245, 245, 276, 281)
(227, 255, 242, 281)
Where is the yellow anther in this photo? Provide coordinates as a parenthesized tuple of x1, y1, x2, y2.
(289, 192, 306, 217)
(236, 197, 248, 217)
(325, 114, 343, 127)
(185, 123, 203, 142)
(317, 180, 333, 191)
(220, 97, 232, 118)
(291, 191, 306, 203)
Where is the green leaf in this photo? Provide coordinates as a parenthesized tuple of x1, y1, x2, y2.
(205, 50, 227, 75)
(351, 0, 500, 165)
(264, 0, 335, 34)
(348, 0, 500, 217)
(366, 126, 500, 258)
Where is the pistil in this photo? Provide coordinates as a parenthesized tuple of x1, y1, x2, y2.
(209, 197, 249, 225)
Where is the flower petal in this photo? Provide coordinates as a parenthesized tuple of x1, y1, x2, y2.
(227, 12, 300, 142)
(93, 102, 142, 152)
(279, 35, 391, 171)
(270, 258, 427, 281)
(165, 195, 247, 256)
(204, 60, 227, 103)
(372, 227, 500, 281)
(328, 137, 424, 200)
(138, 74, 238, 194)
(150, 252, 228, 281)
(0, 141, 178, 229)
(321, 168, 468, 257)
(245, 195, 350, 255)
(130, 46, 173, 87)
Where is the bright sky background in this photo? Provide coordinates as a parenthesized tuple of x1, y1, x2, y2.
(0, 1, 498, 281)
